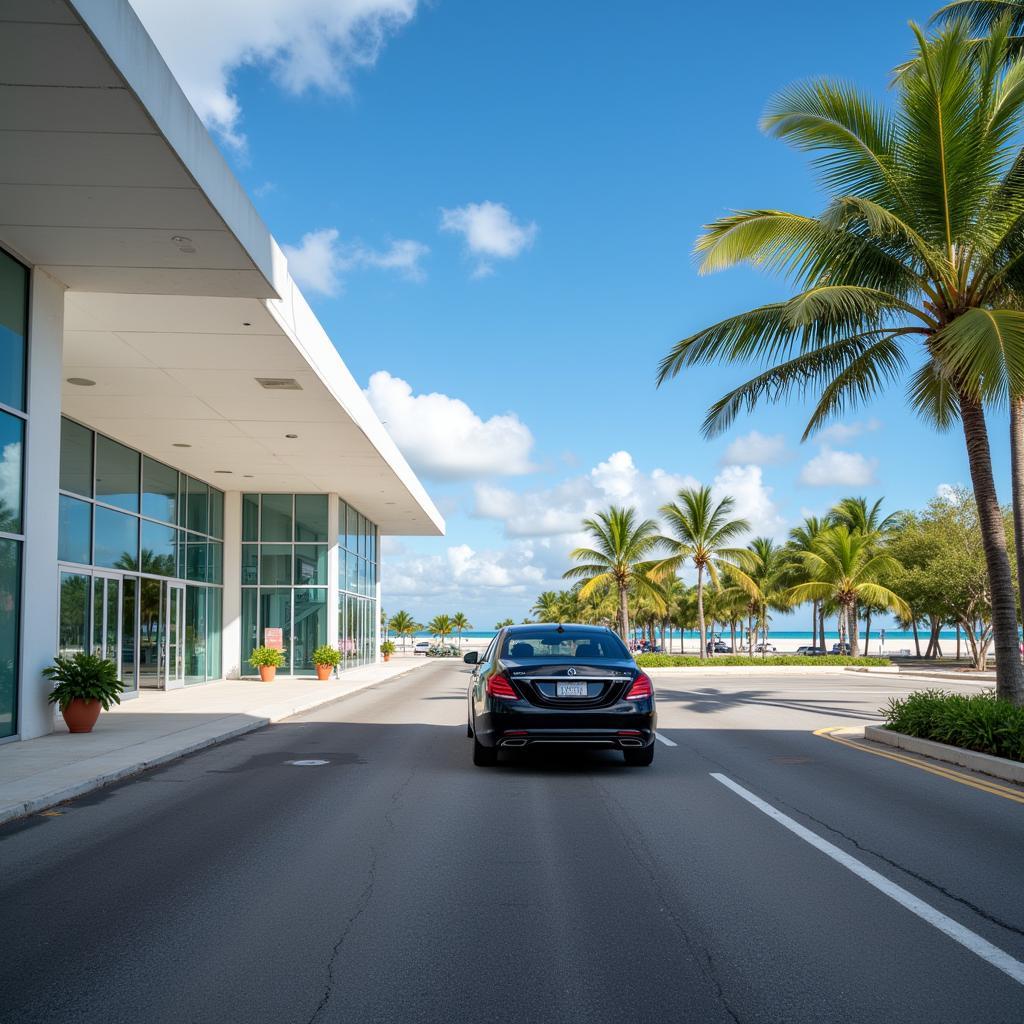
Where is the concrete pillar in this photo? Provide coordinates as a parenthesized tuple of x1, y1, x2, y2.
(221, 490, 241, 678)
(19, 269, 64, 739)
(327, 494, 339, 652)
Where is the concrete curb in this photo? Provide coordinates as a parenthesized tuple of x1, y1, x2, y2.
(864, 725, 1024, 785)
(644, 665, 893, 676)
(0, 662, 431, 827)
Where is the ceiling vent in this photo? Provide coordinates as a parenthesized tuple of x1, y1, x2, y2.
(255, 377, 302, 391)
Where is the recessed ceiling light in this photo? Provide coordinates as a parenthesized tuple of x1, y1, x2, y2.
(242, 322, 252, 327)
(285, 433, 298, 439)
(214, 470, 232, 474)
(243, 474, 254, 478)
(172, 443, 192, 448)
(66, 377, 96, 387)
(170, 235, 192, 244)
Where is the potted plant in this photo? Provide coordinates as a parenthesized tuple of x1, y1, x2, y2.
(43, 652, 125, 734)
(312, 644, 340, 681)
(381, 640, 396, 662)
(249, 646, 286, 682)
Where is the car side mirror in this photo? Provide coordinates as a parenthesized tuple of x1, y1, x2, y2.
(463, 651, 478, 664)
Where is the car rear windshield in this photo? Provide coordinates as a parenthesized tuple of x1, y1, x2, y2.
(501, 631, 628, 660)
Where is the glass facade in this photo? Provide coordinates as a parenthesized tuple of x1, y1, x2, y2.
(0, 248, 27, 738)
(339, 499, 378, 670)
(240, 493, 331, 675)
(57, 418, 224, 688)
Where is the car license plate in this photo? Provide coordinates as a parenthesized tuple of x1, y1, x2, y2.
(557, 682, 588, 697)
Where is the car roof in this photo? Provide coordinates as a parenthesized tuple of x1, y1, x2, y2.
(503, 623, 611, 634)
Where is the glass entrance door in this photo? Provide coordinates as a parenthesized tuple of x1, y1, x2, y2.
(138, 579, 185, 688)
(166, 583, 184, 685)
(90, 574, 120, 666)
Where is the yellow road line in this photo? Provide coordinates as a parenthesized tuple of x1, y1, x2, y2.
(814, 726, 1024, 806)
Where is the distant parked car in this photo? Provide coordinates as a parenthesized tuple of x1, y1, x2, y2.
(706, 640, 733, 654)
(754, 642, 776, 653)
(795, 645, 826, 657)
(427, 644, 461, 658)
(413, 640, 431, 655)
(831, 642, 852, 655)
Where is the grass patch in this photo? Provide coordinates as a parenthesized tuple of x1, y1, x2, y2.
(882, 689, 1024, 762)
(635, 654, 891, 668)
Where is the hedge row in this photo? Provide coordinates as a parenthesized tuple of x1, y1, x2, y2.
(635, 654, 891, 668)
(882, 689, 1024, 762)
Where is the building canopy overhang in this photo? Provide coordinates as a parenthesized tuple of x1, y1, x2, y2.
(0, 0, 444, 537)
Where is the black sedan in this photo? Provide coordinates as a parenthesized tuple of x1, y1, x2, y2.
(464, 623, 656, 767)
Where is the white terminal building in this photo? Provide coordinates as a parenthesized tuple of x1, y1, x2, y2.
(0, 0, 445, 741)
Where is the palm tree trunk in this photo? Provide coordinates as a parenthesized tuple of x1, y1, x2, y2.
(912, 617, 921, 658)
(618, 584, 629, 644)
(1011, 395, 1024, 636)
(864, 607, 872, 656)
(696, 565, 707, 660)
(819, 604, 826, 653)
(848, 602, 859, 657)
(959, 393, 1024, 704)
(811, 600, 818, 649)
(730, 619, 736, 652)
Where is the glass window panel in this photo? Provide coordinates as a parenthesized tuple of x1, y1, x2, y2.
(58, 495, 91, 564)
(0, 249, 27, 412)
(185, 477, 209, 535)
(209, 488, 224, 539)
(94, 505, 138, 570)
(185, 585, 207, 682)
(58, 570, 89, 660)
(206, 586, 222, 680)
(140, 520, 177, 577)
(121, 576, 137, 692)
(292, 589, 326, 676)
(260, 544, 292, 586)
(241, 588, 258, 673)
(346, 505, 358, 552)
(258, 588, 291, 670)
(141, 456, 177, 524)
(294, 544, 326, 586)
(186, 534, 207, 582)
(357, 513, 366, 556)
(339, 549, 346, 591)
(338, 500, 347, 547)
(95, 435, 139, 512)
(59, 418, 93, 498)
(345, 551, 358, 593)
(0, 412, 23, 533)
(0, 539, 20, 736)
(242, 493, 259, 541)
(295, 494, 328, 542)
(208, 541, 223, 585)
(241, 543, 259, 585)
(261, 494, 292, 541)
(368, 524, 376, 564)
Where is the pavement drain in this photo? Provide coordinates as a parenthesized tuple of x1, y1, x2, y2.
(284, 759, 330, 766)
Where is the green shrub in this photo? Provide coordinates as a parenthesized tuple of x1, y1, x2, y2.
(635, 654, 891, 668)
(43, 653, 125, 711)
(380, 641, 396, 656)
(248, 646, 286, 669)
(882, 689, 1024, 762)
(312, 644, 341, 667)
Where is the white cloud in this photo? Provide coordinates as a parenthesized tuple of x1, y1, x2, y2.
(439, 201, 537, 277)
(818, 418, 883, 443)
(129, 0, 417, 149)
(365, 371, 535, 479)
(0, 441, 21, 524)
(936, 482, 965, 504)
(283, 228, 428, 295)
(799, 447, 877, 487)
(721, 430, 787, 466)
(711, 464, 787, 538)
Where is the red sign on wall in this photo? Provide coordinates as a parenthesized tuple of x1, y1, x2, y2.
(264, 628, 284, 650)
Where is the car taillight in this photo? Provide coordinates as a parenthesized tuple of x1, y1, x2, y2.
(486, 674, 518, 699)
(626, 672, 653, 700)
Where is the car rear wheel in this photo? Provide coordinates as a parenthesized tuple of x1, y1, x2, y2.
(623, 745, 654, 767)
(473, 735, 498, 767)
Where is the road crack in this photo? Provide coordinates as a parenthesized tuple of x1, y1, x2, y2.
(306, 767, 416, 1024)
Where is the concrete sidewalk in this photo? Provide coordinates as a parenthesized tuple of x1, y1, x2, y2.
(0, 656, 434, 826)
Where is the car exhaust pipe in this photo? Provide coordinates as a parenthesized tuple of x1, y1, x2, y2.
(619, 738, 643, 748)
(501, 737, 528, 747)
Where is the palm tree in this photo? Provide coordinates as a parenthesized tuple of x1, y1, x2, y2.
(451, 612, 471, 649)
(494, 618, 514, 629)
(789, 527, 910, 656)
(531, 592, 563, 623)
(388, 610, 418, 651)
(656, 486, 749, 659)
(563, 506, 663, 642)
(727, 538, 793, 655)
(657, 22, 1024, 701)
(788, 516, 827, 649)
(427, 614, 453, 646)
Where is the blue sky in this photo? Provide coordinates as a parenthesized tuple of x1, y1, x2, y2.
(132, 0, 989, 629)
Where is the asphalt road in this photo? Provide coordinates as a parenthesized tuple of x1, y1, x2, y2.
(2, 663, 1023, 1023)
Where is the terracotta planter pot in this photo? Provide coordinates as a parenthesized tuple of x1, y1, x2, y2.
(315, 664, 332, 681)
(259, 665, 277, 682)
(62, 697, 102, 734)
(383, 654, 391, 662)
